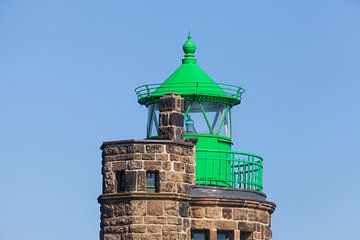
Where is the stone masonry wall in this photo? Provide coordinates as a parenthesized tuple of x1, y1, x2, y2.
(189, 199, 275, 240)
(99, 140, 195, 240)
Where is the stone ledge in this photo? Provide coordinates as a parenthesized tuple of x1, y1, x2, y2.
(98, 192, 191, 203)
(190, 197, 276, 214)
(100, 139, 195, 150)
(191, 185, 267, 200)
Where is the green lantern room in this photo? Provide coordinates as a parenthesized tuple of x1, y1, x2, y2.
(135, 34, 263, 192)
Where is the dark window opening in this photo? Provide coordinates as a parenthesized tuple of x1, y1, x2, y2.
(146, 171, 159, 192)
(191, 230, 208, 240)
(240, 232, 250, 240)
(217, 231, 230, 240)
(116, 171, 126, 192)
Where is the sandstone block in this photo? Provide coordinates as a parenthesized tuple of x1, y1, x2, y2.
(185, 164, 195, 174)
(112, 161, 126, 171)
(222, 208, 232, 219)
(125, 171, 137, 192)
(205, 207, 222, 219)
(144, 161, 162, 170)
(128, 161, 143, 170)
(215, 220, 237, 230)
(156, 153, 169, 161)
(174, 162, 185, 172)
(191, 207, 205, 218)
(146, 145, 165, 153)
(169, 112, 184, 127)
(147, 225, 162, 233)
(167, 217, 182, 225)
(162, 161, 172, 170)
(238, 221, 257, 232)
(141, 153, 155, 160)
(162, 232, 179, 240)
(137, 171, 146, 191)
(164, 202, 178, 216)
(129, 225, 146, 233)
(144, 216, 167, 224)
(160, 181, 176, 192)
(233, 209, 248, 221)
(147, 201, 164, 216)
(125, 201, 146, 216)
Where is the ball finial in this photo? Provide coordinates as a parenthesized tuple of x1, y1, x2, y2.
(182, 32, 197, 64)
(183, 31, 196, 56)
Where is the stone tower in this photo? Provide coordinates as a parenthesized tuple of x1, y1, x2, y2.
(98, 35, 276, 240)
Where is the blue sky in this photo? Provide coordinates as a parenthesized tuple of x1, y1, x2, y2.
(1, 0, 359, 239)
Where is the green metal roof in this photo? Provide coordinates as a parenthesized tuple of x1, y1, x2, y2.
(135, 33, 244, 106)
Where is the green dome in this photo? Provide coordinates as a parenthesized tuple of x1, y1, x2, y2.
(135, 34, 244, 106)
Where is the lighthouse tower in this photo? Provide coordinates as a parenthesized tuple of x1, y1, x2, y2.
(98, 35, 276, 240)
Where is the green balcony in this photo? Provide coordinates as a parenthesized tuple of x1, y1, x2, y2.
(195, 149, 263, 192)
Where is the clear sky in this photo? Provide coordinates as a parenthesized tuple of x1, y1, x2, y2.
(1, 0, 359, 239)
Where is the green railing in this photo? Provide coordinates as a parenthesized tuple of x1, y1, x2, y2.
(135, 82, 245, 105)
(195, 149, 263, 191)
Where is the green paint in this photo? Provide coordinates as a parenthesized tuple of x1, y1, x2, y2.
(136, 34, 264, 191)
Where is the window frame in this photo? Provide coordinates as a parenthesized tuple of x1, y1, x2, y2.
(146, 171, 159, 192)
(191, 230, 209, 240)
(115, 170, 126, 193)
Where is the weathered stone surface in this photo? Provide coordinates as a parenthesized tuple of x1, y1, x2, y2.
(146, 145, 165, 153)
(215, 220, 237, 230)
(179, 202, 189, 217)
(144, 161, 162, 170)
(167, 217, 182, 225)
(125, 171, 137, 192)
(156, 153, 169, 161)
(248, 209, 257, 222)
(162, 161, 172, 170)
(177, 183, 189, 194)
(170, 154, 188, 162)
(128, 161, 143, 170)
(205, 207, 222, 219)
(222, 208, 232, 219)
(174, 162, 185, 172)
(103, 171, 115, 193)
(147, 225, 162, 233)
(233, 209, 248, 220)
(169, 112, 184, 127)
(144, 216, 167, 224)
(159, 93, 184, 112)
(147, 201, 164, 216)
(137, 171, 146, 191)
(159, 112, 169, 127)
(158, 126, 183, 140)
(184, 174, 194, 184)
(129, 225, 146, 233)
(104, 147, 120, 155)
(141, 153, 155, 160)
(238, 221, 257, 232)
(162, 232, 179, 240)
(112, 161, 126, 171)
(191, 219, 215, 229)
(101, 203, 127, 218)
(164, 202, 178, 216)
(185, 164, 194, 174)
(160, 181, 176, 192)
(125, 201, 146, 216)
(191, 207, 205, 218)
(103, 234, 120, 240)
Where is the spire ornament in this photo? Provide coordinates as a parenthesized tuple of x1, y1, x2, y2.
(182, 32, 197, 64)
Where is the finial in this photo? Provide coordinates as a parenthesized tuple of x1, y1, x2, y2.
(182, 32, 197, 64)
